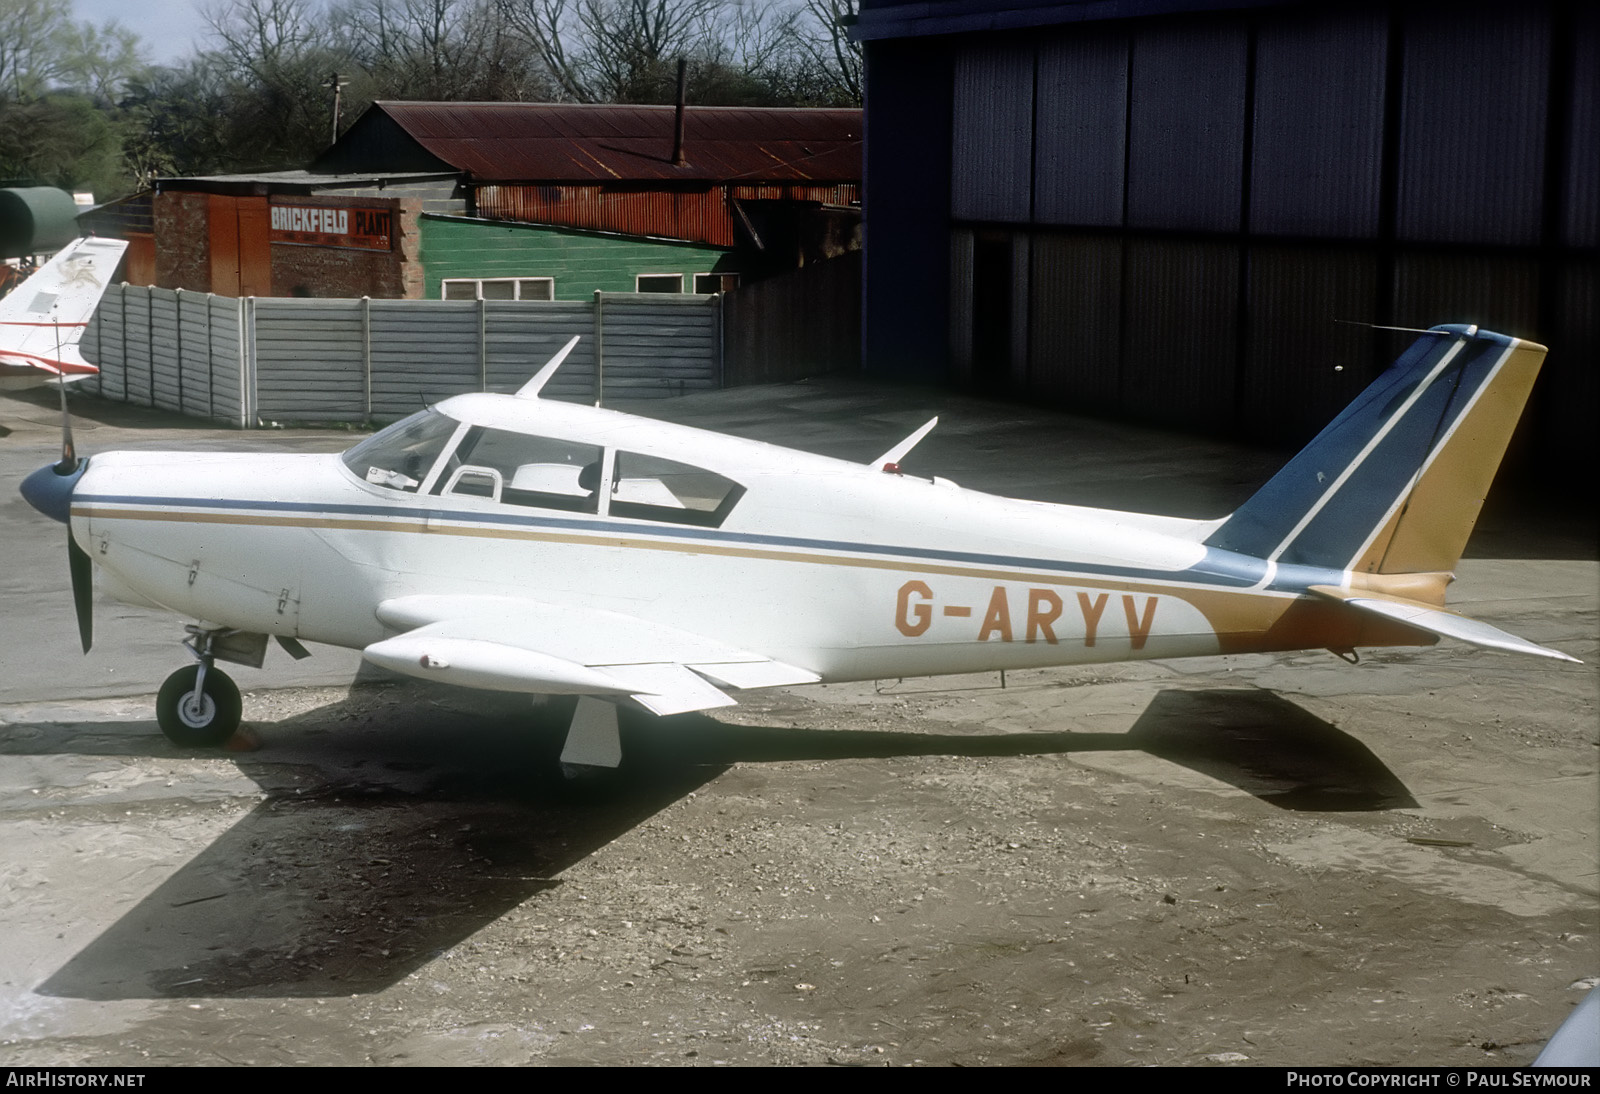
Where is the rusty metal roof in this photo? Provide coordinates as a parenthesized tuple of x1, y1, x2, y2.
(360, 102, 861, 183)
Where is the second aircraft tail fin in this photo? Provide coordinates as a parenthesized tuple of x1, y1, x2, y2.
(0, 236, 128, 378)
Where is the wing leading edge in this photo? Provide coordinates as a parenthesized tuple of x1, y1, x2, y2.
(362, 595, 821, 714)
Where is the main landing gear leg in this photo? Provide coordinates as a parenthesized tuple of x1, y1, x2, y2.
(156, 627, 243, 748)
(559, 697, 621, 778)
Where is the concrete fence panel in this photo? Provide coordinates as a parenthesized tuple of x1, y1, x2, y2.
(81, 286, 724, 426)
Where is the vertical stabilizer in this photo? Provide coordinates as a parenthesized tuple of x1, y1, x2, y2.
(1205, 325, 1546, 575)
(0, 236, 129, 378)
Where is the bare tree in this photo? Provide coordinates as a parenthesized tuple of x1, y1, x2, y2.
(580, 0, 721, 101)
(203, 0, 316, 85)
(499, 0, 843, 105)
(199, 0, 347, 166)
(496, 0, 589, 100)
(120, 55, 237, 182)
(332, 0, 551, 101)
(797, 0, 860, 105)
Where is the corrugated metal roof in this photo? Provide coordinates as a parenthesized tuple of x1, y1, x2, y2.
(368, 102, 862, 183)
(473, 181, 859, 247)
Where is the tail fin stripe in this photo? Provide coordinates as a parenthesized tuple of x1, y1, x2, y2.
(1204, 325, 1543, 576)
(1263, 335, 1471, 563)
(1203, 333, 1455, 557)
(1273, 337, 1509, 569)
(1346, 343, 1514, 572)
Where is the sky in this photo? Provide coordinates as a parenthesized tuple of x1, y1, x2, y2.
(72, 0, 230, 66)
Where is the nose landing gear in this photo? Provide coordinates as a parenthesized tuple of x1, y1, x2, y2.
(155, 628, 243, 747)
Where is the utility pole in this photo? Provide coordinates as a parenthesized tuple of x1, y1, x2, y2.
(324, 72, 350, 146)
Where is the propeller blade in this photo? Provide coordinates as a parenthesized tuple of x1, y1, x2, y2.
(68, 532, 93, 653)
(55, 378, 78, 474)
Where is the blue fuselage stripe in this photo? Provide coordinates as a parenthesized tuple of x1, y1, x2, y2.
(75, 492, 1308, 593)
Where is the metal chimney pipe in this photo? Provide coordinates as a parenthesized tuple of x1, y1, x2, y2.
(672, 58, 688, 167)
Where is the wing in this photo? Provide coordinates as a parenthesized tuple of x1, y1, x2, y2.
(362, 595, 820, 715)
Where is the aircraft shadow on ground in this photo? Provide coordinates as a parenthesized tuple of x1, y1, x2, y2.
(33, 693, 727, 1002)
(650, 686, 1417, 812)
(26, 684, 1409, 1001)
(1124, 688, 1418, 811)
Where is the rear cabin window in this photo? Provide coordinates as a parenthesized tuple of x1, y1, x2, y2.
(610, 451, 744, 527)
(436, 427, 603, 514)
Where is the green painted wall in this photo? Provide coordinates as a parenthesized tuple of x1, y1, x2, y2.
(420, 216, 739, 300)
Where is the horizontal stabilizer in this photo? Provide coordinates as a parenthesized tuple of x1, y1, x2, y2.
(1307, 585, 1580, 663)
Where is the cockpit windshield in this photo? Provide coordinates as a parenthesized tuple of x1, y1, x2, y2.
(341, 408, 459, 491)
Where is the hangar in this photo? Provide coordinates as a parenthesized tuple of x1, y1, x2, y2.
(851, 0, 1595, 462)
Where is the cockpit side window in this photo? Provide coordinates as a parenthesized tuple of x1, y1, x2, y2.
(341, 409, 459, 492)
(609, 451, 745, 527)
(439, 427, 603, 514)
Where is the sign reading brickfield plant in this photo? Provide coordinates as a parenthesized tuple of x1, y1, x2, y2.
(269, 203, 394, 251)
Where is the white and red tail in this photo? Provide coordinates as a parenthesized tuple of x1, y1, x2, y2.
(0, 236, 127, 384)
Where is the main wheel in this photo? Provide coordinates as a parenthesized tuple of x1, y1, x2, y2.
(156, 664, 242, 747)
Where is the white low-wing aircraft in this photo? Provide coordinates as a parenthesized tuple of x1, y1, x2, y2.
(0, 236, 129, 387)
(19, 324, 1578, 767)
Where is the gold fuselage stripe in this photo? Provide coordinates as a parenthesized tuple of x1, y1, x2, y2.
(74, 503, 1264, 599)
(78, 503, 1427, 654)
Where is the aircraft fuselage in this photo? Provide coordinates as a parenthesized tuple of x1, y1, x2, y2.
(67, 402, 1424, 687)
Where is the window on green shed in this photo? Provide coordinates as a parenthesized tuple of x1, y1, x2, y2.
(442, 277, 554, 301)
(636, 273, 684, 293)
(693, 273, 739, 295)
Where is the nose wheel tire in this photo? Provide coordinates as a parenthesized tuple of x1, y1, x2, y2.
(156, 664, 242, 747)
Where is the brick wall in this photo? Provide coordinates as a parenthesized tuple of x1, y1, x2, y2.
(154, 191, 421, 299)
(154, 191, 212, 292)
(269, 196, 419, 299)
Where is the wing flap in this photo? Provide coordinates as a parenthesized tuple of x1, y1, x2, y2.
(688, 660, 821, 689)
(1307, 585, 1581, 663)
(602, 663, 737, 716)
(369, 594, 819, 711)
(376, 594, 800, 668)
